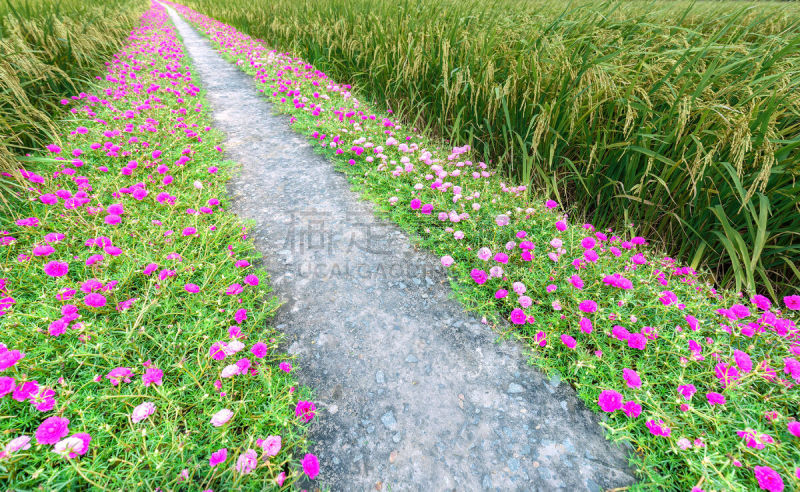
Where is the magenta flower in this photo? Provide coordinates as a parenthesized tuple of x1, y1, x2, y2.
(35, 416, 70, 445)
(279, 362, 292, 373)
(788, 421, 800, 438)
(301, 453, 320, 479)
(598, 390, 623, 412)
(560, 334, 576, 349)
(706, 392, 726, 405)
(142, 368, 163, 387)
(545, 200, 558, 209)
(578, 300, 597, 313)
(84, 293, 107, 308)
(579, 317, 593, 333)
(622, 401, 641, 418)
(235, 308, 247, 323)
(734, 350, 753, 373)
(678, 384, 697, 400)
(251, 342, 268, 358)
(43, 261, 69, 277)
(410, 198, 421, 210)
(754, 466, 784, 492)
(627, 334, 647, 350)
(782, 295, 799, 311)
(184, 283, 200, 293)
(509, 308, 526, 325)
(470, 269, 488, 285)
(295, 400, 316, 422)
(209, 448, 228, 467)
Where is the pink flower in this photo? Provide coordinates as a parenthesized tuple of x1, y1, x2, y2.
(210, 408, 233, 427)
(260, 435, 282, 456)
(235, 449, 258, 474)
(235, 308, 247, 324)
(560, 334, 576, 349)
(477, 247, 492, 260)
(410, 199, 421, 210)
(53, 433, 90, 458)
(35, 416, 70, 445)
(788, 421, 800, 437)
(623, 368, 641, 388)
(706, 392, 726, 405)
(184, 283, 200, 293)
(598, 390, 623, 412)
(295, 400, 316, 422)
(131, 402, 156, 423)
(545, 200, 558, 209)
(555, 220, 567, 231)
(754, 466, 784, 492)
(244, 274, 259, 286)
(209, 448, 228, 467)
(44, 261, 69, 277)
(440, 255, 454, 267)
(3, 435, 31, 455)
(569, 275, 584, 289)
(276, 472, 286, 486)
(495, 214, 510, 226)
(301, 453, 320, 479)
(106, 367, 132, 386)
(279, 362, 292, 373)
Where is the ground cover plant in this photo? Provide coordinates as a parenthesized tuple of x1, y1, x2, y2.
(181, 0, 800, 298)
(168, 3, 800, 490)
(0, 0, 147, 202)
(0, 3, 318, 488)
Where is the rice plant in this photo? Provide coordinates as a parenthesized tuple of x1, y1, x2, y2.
(182, 0, 800, 298)
(0, 0, 145, 208)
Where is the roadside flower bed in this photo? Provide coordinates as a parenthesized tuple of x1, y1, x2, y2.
(0, 3, 317, 489)
(168, 3, 799, 490)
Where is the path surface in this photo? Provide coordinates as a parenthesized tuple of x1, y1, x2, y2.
(164, 5, 636, 491)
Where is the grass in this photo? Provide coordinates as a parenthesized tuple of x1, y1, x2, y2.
(0, 0, 145, 207)
(179, 0, 800, 299)
(171, 2, 800, 490)
(0, 4, 317, 488)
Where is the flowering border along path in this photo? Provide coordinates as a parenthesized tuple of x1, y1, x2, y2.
(166, 3, 800, 490)
(0, 2, 319, 489)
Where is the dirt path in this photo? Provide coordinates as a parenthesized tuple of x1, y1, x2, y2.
(163, 5, 636, 490)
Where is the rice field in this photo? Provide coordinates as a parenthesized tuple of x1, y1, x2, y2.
(0, 0, 145, 204)
(182, 0, 800, 299)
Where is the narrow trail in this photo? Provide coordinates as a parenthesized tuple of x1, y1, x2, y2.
(164, 5, 635, 491)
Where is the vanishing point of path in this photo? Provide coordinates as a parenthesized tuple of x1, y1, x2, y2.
(164, 5, 636, 490)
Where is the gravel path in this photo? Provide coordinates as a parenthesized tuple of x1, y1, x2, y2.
(164, 5, 636, 490)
